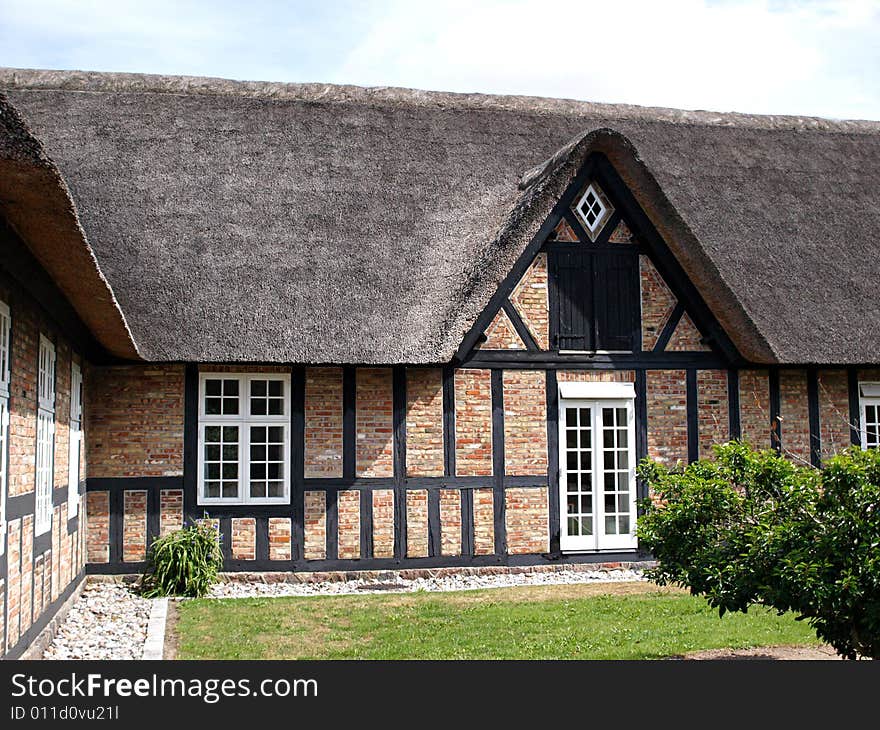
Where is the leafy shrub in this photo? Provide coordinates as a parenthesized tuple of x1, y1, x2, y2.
(141, 521, 223, 598)
(637, 441, 880, 659)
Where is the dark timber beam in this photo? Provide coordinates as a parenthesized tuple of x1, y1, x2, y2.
(848, 368, 861, 447)
(807, 368, 822, 467)
(501, 299, 539, 352)
(545, 369, 560, 555)
(392, 366, 407, 560)
(727, 369, 741, 440)
(653, 301, 686, 353)
(686, 369, 699, 462)
(769, 368, 782, 453)
(491, 369, 506, 556)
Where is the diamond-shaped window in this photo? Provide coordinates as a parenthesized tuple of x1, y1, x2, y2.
(572, 182, 614, 241)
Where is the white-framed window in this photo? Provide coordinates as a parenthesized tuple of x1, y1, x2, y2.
(860, 382, 880, 450)
(34, 335, 55, 536)
(68, 361, 83, 517)
(0, 300, 10, 554)
(198, 373, 290, 505)
(558, 381, 637, 552)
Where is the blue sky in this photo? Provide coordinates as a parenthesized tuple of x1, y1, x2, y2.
(1, 0, 879, 120)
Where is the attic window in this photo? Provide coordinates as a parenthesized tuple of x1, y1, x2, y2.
(572, 182, 614, 241)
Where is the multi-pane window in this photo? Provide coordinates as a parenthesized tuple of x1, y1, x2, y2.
(860, 383, 880, 450)
(558, 383, 636, 552)
(0, 301, 9, 554)
(68, 361, 83, 516)
(198, 374, 290, 504)
(35, 335, 56, 536)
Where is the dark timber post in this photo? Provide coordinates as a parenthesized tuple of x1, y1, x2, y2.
(491, 369, 506, 556)
(291, 365, 305, 562)
(807, 368, 822, 467)
(545, 369, 560, 555)
(392, 366, 407, 561)
(686, 369, 699, 462)
(727, 368, 741, 441)
(769, 368, 782, 453)
(848, 368, 861, 447)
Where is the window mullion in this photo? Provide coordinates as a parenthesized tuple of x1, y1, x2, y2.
(240, 413, 249, 504)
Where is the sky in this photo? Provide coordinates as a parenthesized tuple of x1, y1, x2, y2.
(1, 0, 879, 120)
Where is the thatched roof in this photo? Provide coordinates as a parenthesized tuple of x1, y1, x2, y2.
(1, 67, 878, 365)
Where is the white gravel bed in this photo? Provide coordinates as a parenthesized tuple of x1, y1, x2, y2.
(42, 582, 153, 660)
(208, 567, 645, 599)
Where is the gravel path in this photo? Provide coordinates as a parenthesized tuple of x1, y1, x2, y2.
(208, 567, 645, 598)
(42, 582, 152, 661)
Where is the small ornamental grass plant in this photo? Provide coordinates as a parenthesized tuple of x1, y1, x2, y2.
(141, 521, 223, 598)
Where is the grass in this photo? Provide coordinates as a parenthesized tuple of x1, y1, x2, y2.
(173, 582, 820, 660)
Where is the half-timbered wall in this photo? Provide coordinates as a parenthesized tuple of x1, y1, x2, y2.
(80, 151, 873, 576)
(83, 359, 866, 574)
(0, 244, 89, 659)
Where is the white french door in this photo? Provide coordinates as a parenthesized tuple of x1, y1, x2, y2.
(559, 397, 637, 552)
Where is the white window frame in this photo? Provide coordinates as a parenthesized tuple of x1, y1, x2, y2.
(0, 300, 9, 554)
(572, 181, 615, 242)
(34, 335, 56, 536)
(558, 382, 637, 552)
(68, 361, 83, 517)
(859, 382, 880, 450)
(197, 372, 291, 505)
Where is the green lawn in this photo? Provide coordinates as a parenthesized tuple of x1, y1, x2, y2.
(172, 582, 819, 660)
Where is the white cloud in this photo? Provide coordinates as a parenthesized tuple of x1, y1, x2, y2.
(331, 0, 880, 119)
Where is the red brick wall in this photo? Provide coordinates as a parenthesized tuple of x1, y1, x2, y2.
(479, 309, 525, 350)
(122, 490, 147, 562)
(454, 369, 493, 476)
(231, 518, 256, 561)
(86, 491, 110, 563)
(159, 489, 183, 538)
(646, 370, 688, 465)
(778, 370, 811, 463)
(304, 367, 343, 478)
(666, 313, 709, 352)
(405, 368, 444, 477)
(557, 370, 636, 383)
(817, 370, 850, 460)
(19, 515, 32, 635)
(697, 370, 729, 458)
(303, 491, 326, 560)
(505, 487, 549, 554)
(639, 256, 676, 352)
(356, 368, 393, 478)
(473, 488, 495, 555)
(86, 365, 184, 477)
(510, 253, 549, 349)
(268, 518, 291, 561)
(371, 489, 395, 558)
(406, 490, 429, 558)
(503, 370, 547, 476)
(739, 369, 771, 448)
(439, 489, 461, 556)
(337, 490, 361, 560)
(6, 519, 21, 650)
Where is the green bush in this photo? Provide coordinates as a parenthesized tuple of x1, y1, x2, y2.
(637, 441, 880, 659)
(141, 521, 223, 598)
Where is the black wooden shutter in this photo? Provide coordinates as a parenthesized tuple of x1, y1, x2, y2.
(593, 253, 639, 351)
(554, 251, 593, 351)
